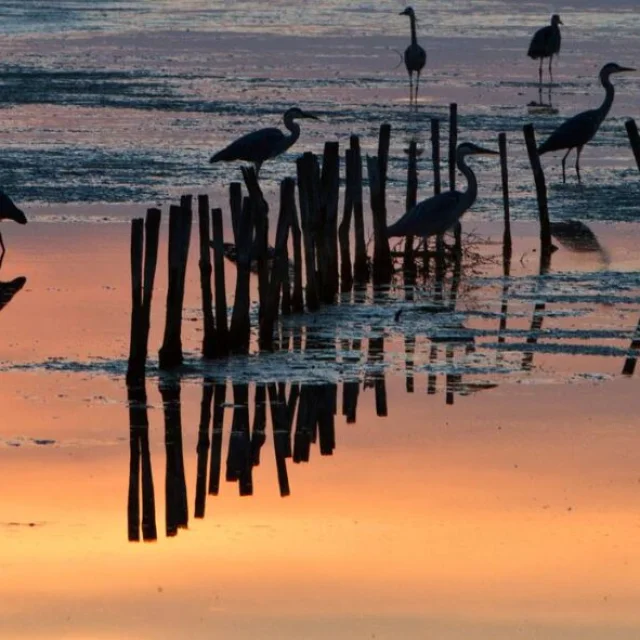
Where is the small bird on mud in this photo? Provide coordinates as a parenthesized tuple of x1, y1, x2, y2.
(0, 190, 27, 268)
(387, 142, 498, 239)
(400, 7, 427, 106)
(210, 107, 318, 176)
(537, 62, 635, 182)
(527, 14, 563, 85)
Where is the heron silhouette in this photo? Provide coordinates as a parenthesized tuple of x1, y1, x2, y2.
(0, 190, 27, 269)
(400, 7, 427, 106)
(537, 62, 635, 183)
(387, 142, 498, 239)
(528, 14, 563, 85)
(210, 107, 318, 176)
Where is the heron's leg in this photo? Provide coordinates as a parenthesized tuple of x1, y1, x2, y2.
(561, 148, 572, 184)
(415, 71, 421, 106)
(575, 145, 584, 183)
(254, 160, 262, 178)
(538, 58, 543, 85)
(408, 73, 414, 106)
(0, 232, 4, 271)
(548, 55, 553, 84)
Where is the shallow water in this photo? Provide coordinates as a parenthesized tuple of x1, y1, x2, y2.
(2, 3, 640, 638)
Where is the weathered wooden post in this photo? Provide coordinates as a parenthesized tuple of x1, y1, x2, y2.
(226, 383, 253, 496)
(498, 132, 512, 262)
(320, 141, 340, 303)
(210, 208, 229, 356)
(228, 198, 253, 354)
(260, 180, 292, 350)
(268, 384, 291, 496)
(197, 195, 216, 358)
(251, 384, 267, 466)
(448, 103, 462, 252)
(351, 135, 369, 283)
(625, 119, 640, 172)
(296, 153, 320, 311)
(431, 118, 442, 196)
(367, 124, 393, 284)
(229, 182, 242, 240)
(159, 198, 192, 370)
(339, 147, 355, 292)
(126, 218, 144, 385)
(289, 181, 305, 313)
(403, 139, 418, 275)
(523, 124, 552, 256)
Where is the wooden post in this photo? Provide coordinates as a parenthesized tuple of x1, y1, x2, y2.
(403, 139, 418, 274)
(289, 181, 305, 313)
(498, 133, 512, 262)
(368, 123, 393, 284)
(523, 124, 552, 255)
(159, 199, 192, 370)
(229, 197, 253, 354)
(296, 153, 320, 311)
(431, 118, 441, 195)
(126, 218, 144, 385)
(280, 178, 295, 315)
(210, 208, 229, 356)
(250, 384, 267, 465)
(197, 195, 216, 358)
(229, 182, 242, 241)
(320, 141, 340, 303)
(260, 180, 292, 350)
(350, 135, 368, 283)
(226, 383, 253, 496)
(339, 147, 354, 292)
(448, 103, 462, 252)
(625, 119, 640, 172)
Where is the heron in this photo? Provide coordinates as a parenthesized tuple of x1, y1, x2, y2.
(537, 62, 635, 183)
(527, 14, 563, 85)
(387, 142, 498, 239)
(400, 7, 427, 106)
(209, 107, 318, 176)
(0, 190, 27, 268)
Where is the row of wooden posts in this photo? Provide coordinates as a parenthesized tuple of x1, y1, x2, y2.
(126, 106, 640, 385)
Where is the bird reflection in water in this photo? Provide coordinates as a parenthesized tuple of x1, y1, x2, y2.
(0, 276, 27, 314)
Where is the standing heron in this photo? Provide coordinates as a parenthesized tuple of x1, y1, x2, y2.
(400, 7, 427, 106)
(537, 62, 635, 183)
(209, 107, 318, 176)
(0, 190, 27, 269)
(528, 14, 563, 85)
(387, 142, 498, 239)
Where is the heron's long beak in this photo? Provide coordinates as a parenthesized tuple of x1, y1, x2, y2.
(399, 9, 408, 15)
(302, 111, 319, 120)
(559, 19, 564, 24)
(618, 66, 636, 73)
(474, 147, 499, 156)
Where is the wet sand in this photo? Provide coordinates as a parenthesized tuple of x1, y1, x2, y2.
(2, 208, 640, 638)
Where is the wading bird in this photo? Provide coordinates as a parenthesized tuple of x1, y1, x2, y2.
(386, 142, 498, 239)
(537, 62, 635, 183)
(528, 14, 563, 85)
(0, 190, 27, 268)
(210, 107, 318, 176)
(400, 7, 427, 106)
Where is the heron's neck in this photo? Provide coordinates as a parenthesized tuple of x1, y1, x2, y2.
(409, 16, 417, 46)
(283, 113, 302, 147)
(598, 73, 615, 124)
(457, 153, 478, 209)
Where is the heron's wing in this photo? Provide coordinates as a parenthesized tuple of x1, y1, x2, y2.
(538, 109, 601, 153)
(210, 127, 287, 164)
(387, 191, 464, 238)
(528, 25, 555, 58)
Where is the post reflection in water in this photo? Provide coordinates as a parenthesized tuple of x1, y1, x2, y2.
(125, 238, 640, 543)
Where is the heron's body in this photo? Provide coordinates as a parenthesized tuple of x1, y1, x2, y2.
(528, 15, 562, 84)
(210, 107, 317, 176)
(400, 7, 427, 106)
(387, 143, 498, 239)
(0, 190, 27, 267)
(537, 62, 634, 182)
